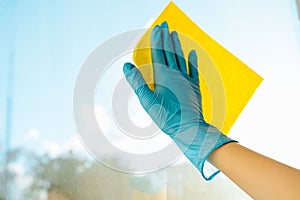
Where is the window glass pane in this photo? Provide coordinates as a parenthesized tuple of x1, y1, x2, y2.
(1, 1, 299, 199)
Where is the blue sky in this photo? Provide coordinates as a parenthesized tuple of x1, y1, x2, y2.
(0, 0, 180, 153)
(1, 0, 300, 170)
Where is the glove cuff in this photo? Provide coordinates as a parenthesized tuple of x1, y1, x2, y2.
(196, 124, 237, 180)
(172, 123, 237, 180)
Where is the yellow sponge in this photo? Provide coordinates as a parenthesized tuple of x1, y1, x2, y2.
(133, 2, 263, 134)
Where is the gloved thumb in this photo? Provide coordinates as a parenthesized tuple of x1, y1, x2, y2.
(123, 62, 156, 110)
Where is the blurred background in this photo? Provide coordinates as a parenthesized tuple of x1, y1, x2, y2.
(1, 0, 300, 199)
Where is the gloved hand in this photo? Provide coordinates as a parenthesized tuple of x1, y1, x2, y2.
(123, 21, 236, 180)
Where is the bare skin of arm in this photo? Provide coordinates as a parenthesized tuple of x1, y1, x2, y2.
(208, 142, 300, 200)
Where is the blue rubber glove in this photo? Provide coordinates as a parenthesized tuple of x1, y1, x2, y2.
(123, 21, 237, 180)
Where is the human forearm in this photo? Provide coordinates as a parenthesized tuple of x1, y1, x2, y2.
(208, 142, 300, 200)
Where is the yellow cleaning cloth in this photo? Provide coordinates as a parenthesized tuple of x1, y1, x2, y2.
(133, 2, 263, 134)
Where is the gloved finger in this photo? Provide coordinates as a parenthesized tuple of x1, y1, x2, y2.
(171, 31, 187, 74)
(160, 21, 178, 70)
(151, 25, 166, 67)
(188, 50, 199, 84)
(151, 25, 167, 91)
(123, 62, 156, 110)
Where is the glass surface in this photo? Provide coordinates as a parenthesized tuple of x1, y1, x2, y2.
(1, 1, 300, 199)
